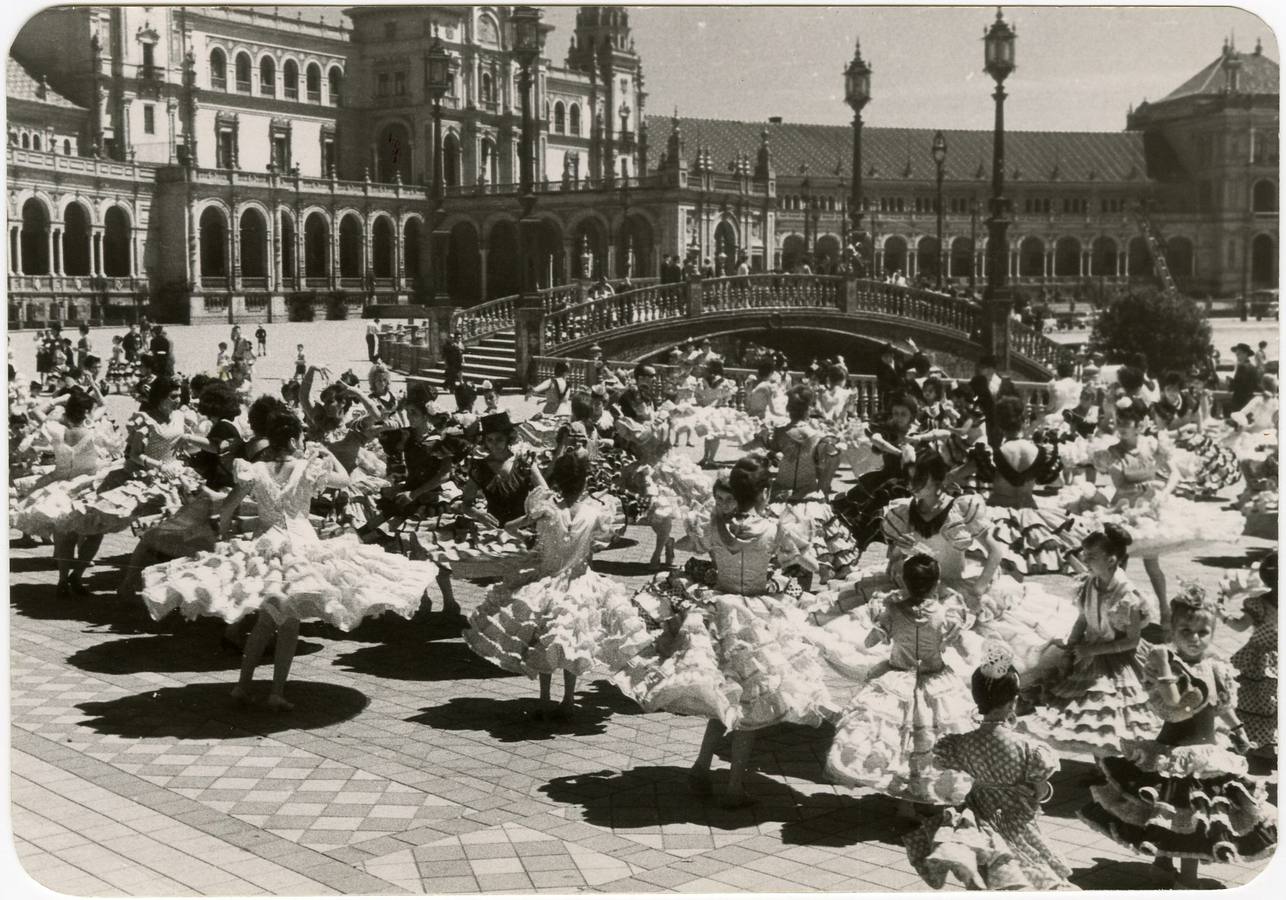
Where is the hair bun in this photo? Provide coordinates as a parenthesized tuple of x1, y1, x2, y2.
(1103, 522, 1133, 547)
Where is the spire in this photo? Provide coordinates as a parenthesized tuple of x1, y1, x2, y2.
(1255, 37, 1263, 56)
(755, 127, 774, 180)
(665, 110, 684, 170)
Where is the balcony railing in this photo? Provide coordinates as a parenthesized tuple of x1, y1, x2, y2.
(212, 76, 227, 91)
(236, 79, 252, 93)
(307, 89, 321, 103)
(261, 81, 275, 96)
(285, 85, 298, 100)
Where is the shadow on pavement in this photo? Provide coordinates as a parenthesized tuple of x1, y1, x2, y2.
(711, 721, 835, 785)
(539, 764, 912, 843)
(1069, 857, 1223, 890)
(9, 582, 173, 635)
(1193, 551, 1273, 570)
(74, 680, 368, 738)
(1045, 758, 1103, 820)
(300, 609, 465, 644)
(592, 559, 663, 578)
(332, 639, 513, 682)
(408, 679, 630, 742)
(67, 633, 323, 674)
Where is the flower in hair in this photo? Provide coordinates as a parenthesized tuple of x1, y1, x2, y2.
(1115, 396, 1134, 410)
(1171, 579, 1217, 614)
(979, 641, 1015, 680)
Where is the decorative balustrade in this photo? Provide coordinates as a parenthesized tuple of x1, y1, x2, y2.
(849, 280, 980, 335)
(7, 147, 143, 180)
(544, 282, 689, 349)
(8, 274, 143, 293)
(702, 274, 844, 312)
(1009, 319, 1070, 368)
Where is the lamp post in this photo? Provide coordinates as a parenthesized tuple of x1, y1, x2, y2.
(932, 130, 947, 291)
(844, 40, 872, 275)
(511, 5, 544, 295)
(969, 197, 980, 297)
(982, 8, 1016, 368)
(425, 33, 455, 304)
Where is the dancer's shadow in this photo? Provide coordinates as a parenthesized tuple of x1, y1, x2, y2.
(1044, 757, 1103, 819)
(1069, 857, 1223, 890)
(68, 633, 323, 675)
(711, 722, 835, 785)
(75, 681, 368, 739)
(408, 679, 628, 742)
(7, 556, 60, 573)
(332, 639, 511, 682)
(9, 583, 172, 635)
(300, 609, 464, 644)
(592, 559, 661, 578)
(539, 765, 909, 842)
(1193, 551, 1273, 569)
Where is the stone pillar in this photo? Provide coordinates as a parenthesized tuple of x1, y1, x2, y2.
(130, 228, 139, 277)
(51, 228, 63, 276)
(1043, 249, 1052, 278)
(1118, 249, 1128, 277)
(394, 222, 404, 291)
(93, 230, 104, 277)
(192, 221, 202, 289)
(271, 217, 282, 292)
(230, 216, 242, 291)
(478, 246, 489, 300)
(330, 222, 340, 290)
(10, 226, 20, 275)
(46, 226, 55, 277)
(685, 273, 703, 318)
(513, 296, 546, 388)
(425, 303, 455, 368)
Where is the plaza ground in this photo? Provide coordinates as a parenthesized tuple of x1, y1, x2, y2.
(6, 448, 1280, 893)
(6, 315, 1282, 894)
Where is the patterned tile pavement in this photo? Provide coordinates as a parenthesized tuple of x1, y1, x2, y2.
(6, 378, 1281, 894)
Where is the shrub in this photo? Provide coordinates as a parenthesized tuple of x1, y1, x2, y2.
(1089, 287, 1212, 374)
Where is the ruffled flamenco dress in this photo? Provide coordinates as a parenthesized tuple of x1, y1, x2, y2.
(1079, 652, 1277, 864)
(969, 439, 1080, 576)
(815, 494, 1078, 682)
(9, 422, 106, 539)
(1057, 436, 1243, 560)
(689, 378, 761, 447)
(1019, 570, 1161, 757)
(463, 487, 648, 678)
(615, 415, 712, 541)
(825, 591, 976, 805)
(1220, 571, 1278, 750)
(767, 422, 859, 584)
(65, 410, 202, 536)
(904, 722, 1074, 890)
(1152, 393, 1241, 500)
(613, 512, 836, 731)
(141, 449, 434, 630)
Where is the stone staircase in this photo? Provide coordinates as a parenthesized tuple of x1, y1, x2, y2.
(409, 331, 518, 389)
(1131, 204, 1180, 300)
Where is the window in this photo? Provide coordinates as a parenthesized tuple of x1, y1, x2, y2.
(553, 101, 565, 133)
(260, 57, 275, 95)
(327, 67, 342, 106)
(377, 72, 389, 96)
(143, 104, 155, 135)
(306, 63, 321, 102)
(321, 127, 336, 177)
(283, 59, 299, 99)
(32, 134, 41, 151)
(210, 48, 227, 90)
(217, 129, 235, 168)
(271, 120, 292, 171)
(63, 139, 71, 155)
(569, 104, 581, 136)
(394, 71, 406, 96)
(141, 42, 155, 79)
(235, 53, 252, 92)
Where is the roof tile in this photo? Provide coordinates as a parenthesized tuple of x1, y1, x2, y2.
(6, 57, 83, 109)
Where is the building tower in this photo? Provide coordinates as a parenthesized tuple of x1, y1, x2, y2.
(566, 6, 642, 182)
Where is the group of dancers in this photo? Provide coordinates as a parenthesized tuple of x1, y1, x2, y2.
(7, 331, 1280, 890)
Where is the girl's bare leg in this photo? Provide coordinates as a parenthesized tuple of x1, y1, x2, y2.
(723, 731, 756, 807)
(689, 720, 722, 796)
(1143, 556, 1168, 629)
(266, 618, 300, 711)
(234, 613, 277, 700)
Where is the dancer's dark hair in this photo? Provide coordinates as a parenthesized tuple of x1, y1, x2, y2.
(1084, 522, 1132, 566)
(901, 553, 940, 599)
(197, 380, 241, 422)
(548, 448, 590, 501)
(728, 454, 772, 510)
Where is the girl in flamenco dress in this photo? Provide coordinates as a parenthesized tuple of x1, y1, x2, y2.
(1150, 370, 1240, 500)
(969, 396, 1077, 576)
(1060, 398, 1242, 635)
(832, 392, 920, 552)
(9, 389, 110, 597)
(693, 360, 758, 469)
(1019, 525, 1161, 757)
(615, 372, 713, 570)
(1036, 381, 1103, 485)
(1079, 585, 1277, 888)
(904, 643, 1074, 890)
(815, 452, 1077, 682)
(825, 554, 976, 818)
(463, 449, 647, 720)
(417, 411, 535, 612)
(117, 380, 246, 599)
(766, 385, 858, 586)
(141, 406, 436, 711)
(1221, 552, 1278, 760)
(66, 376, 203, 554)
(613, 455, 834, 808)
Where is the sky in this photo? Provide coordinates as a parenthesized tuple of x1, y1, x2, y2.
(538, 2, 1279, 132)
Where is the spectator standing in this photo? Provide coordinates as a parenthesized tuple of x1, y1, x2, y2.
(443, 331, 465, 390)
(366, 317, 382, 362)
(255, 324, 268, 356)
(122, 323, 141, 364)
(149, 325, 174, 376)
(1229, 343, 1262, 413)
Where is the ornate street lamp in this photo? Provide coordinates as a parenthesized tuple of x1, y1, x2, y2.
(511, 5, 544, 295)
(931, 130, 947, 290)
(983, 7, 1016, 366)
(426, 34, 455, 210)
(844, 40, 871, 275)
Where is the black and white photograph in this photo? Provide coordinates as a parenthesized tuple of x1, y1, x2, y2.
(3, 2, 1281, 895)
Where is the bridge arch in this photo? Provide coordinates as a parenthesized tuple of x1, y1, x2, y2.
(1251, 233, 1276, 288)
(915, 235, 941, 283)
(304, 211, 329, 278)
(950, 236, 974, 282)
(198, 206, 229, 279)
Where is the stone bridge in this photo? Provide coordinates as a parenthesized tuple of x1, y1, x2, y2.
(383, 274, 1067, 385)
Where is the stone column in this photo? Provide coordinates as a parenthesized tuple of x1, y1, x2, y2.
(46, 226, 55, 277)
(271, 216, 282, 292)
(478, 246, 489, 300)
(93, 230, 105, 277)
(192, 220, 202, 289)
(51, 228, 63, 276)
(330, 220, 340, 290)
(394, 221, 404, 291)
(230, 216, 242, 291)
(513, 295, 546, 389)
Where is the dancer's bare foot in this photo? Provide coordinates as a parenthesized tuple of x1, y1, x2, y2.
(265, 694, 294, 712)
(229, 686, 253, 705)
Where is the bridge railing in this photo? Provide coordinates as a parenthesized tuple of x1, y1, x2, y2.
(702, 274, 845, 312)
(543, 282, 689, 348)
(850, 280, 981, 335)
(1010, 319, 1071, 369)
(530, 355, 1054, 423)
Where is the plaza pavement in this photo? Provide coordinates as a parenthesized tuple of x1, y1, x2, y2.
(6, 317, 1282, 894)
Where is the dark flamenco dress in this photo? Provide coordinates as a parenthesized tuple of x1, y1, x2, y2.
(1079, 651, 1277, 864)
(832, 424, 912, 552)
(1151, 392, 1240, 500)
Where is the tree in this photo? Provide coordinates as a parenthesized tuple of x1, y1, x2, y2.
(1088, 288, 1212, 374)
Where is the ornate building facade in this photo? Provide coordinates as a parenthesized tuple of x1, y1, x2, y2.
(5, 6, 1278, 327)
